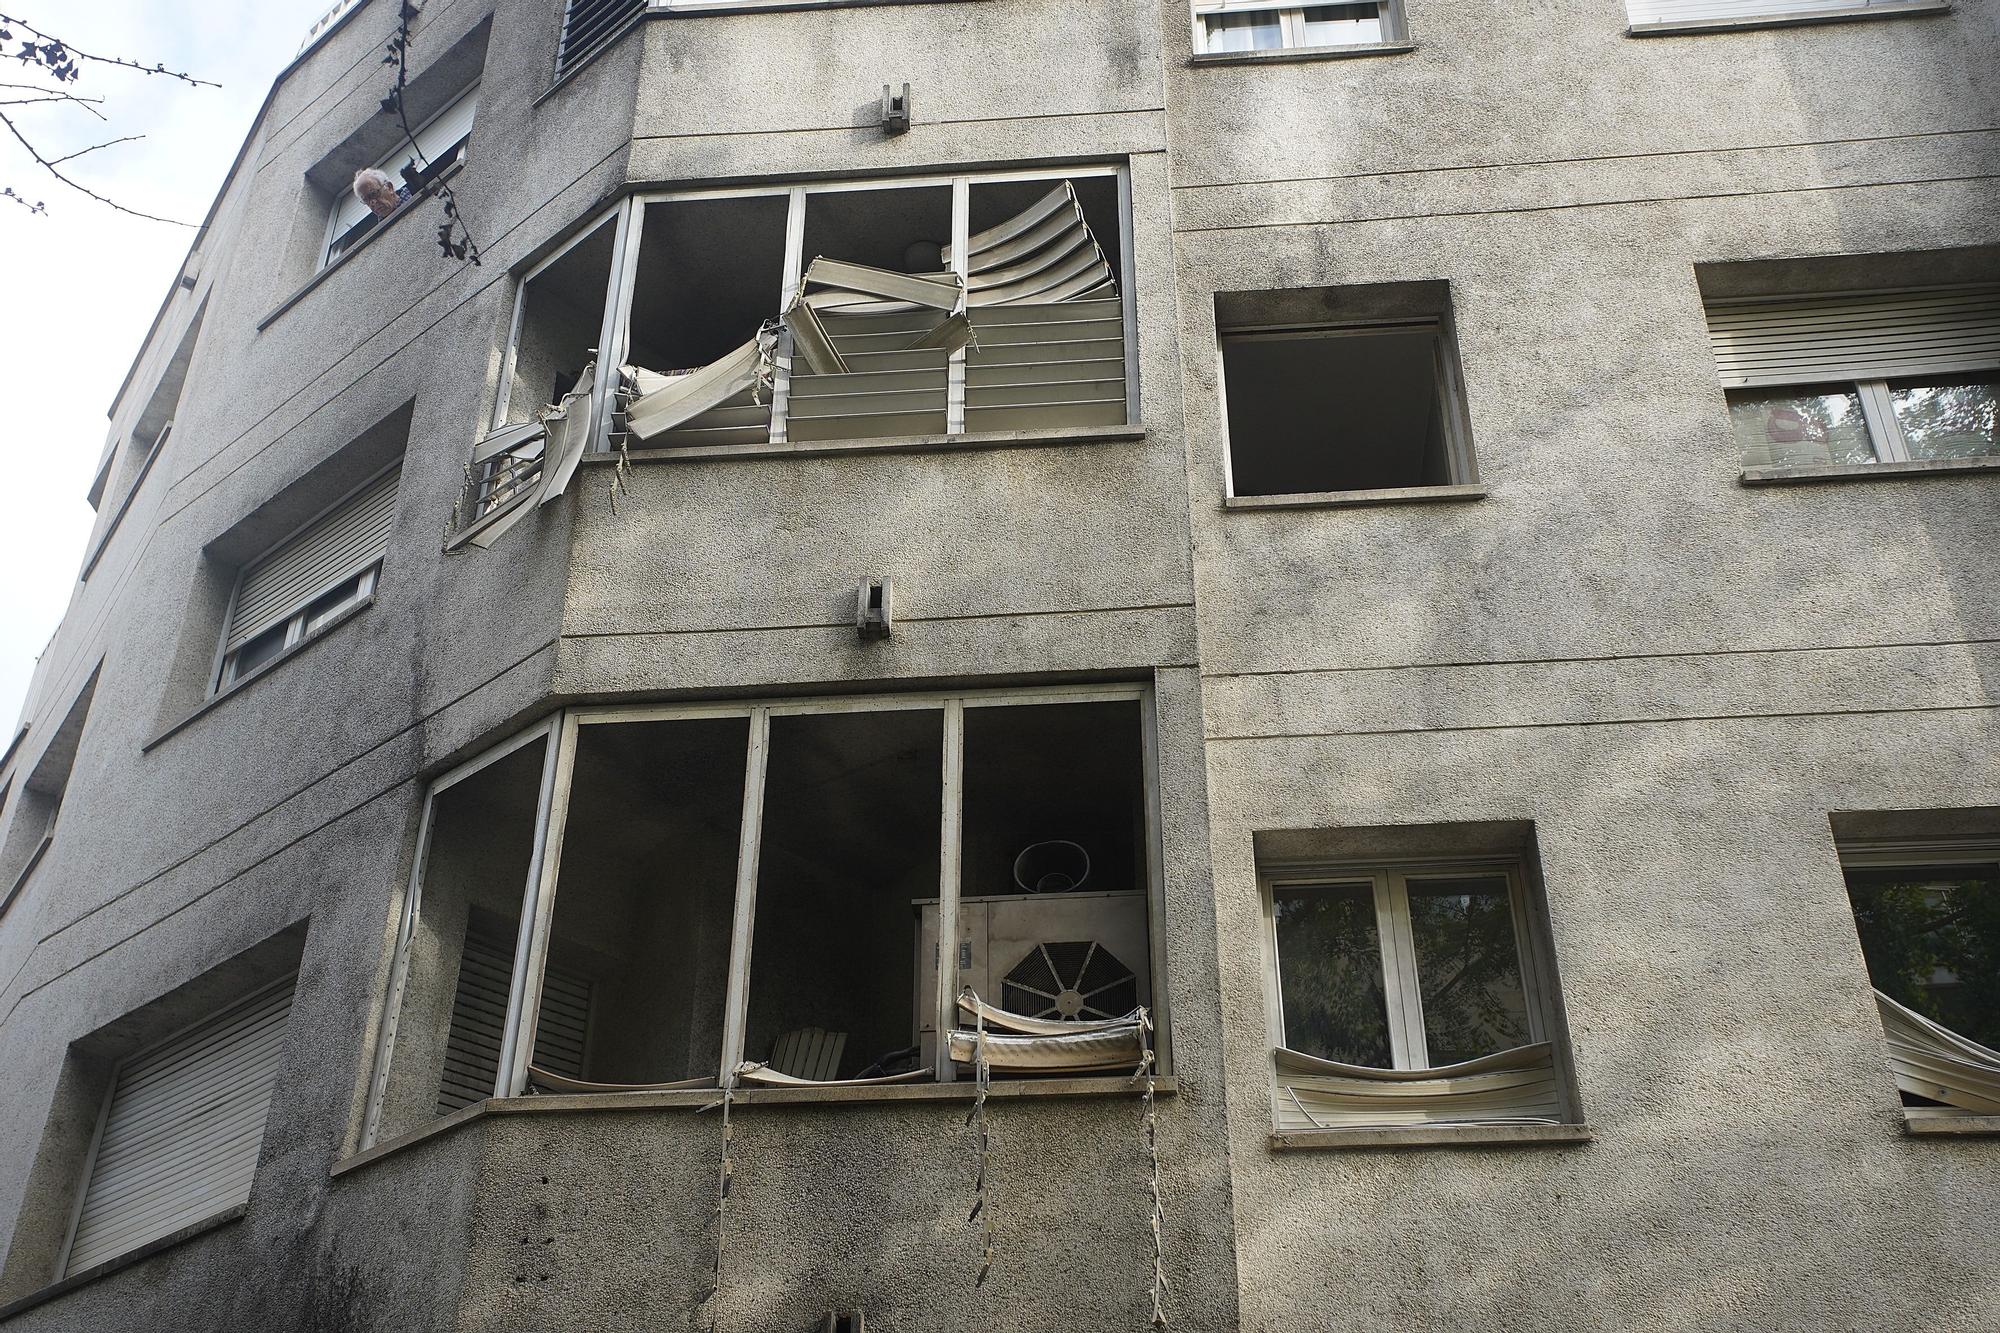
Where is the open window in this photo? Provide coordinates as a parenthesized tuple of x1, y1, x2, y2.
(1192, 0, 1405, 54)
(461, 166, 1134, 540)
(1839, 844, 2000, 1121)
(1257, 838, 1575, 1133)
(0, 665, 98, 924)
(1217, 283, 1475, 500)
(361, 687, 1163, 1147)
(323, 85, 477, 268)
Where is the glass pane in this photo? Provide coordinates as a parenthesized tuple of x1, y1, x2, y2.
(1887, 372, 2000, 461)
(1847, 863, 2000, 1050)
(1300, 3, 1383, 44)
(1405, 876, 1531, 1067)
(226, 622, 291, 682)
(1726, 385, 1876, 469)
(950, 701, 1150, 1057)
(1273, 883, 1391, 1067)
(534, 717, 749, 1088)
(371, 736, 546, 1143)
(745, 708, 943, 1081)
(1204, 13, 1284, 51)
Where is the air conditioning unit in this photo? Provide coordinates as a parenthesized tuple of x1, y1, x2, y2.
(911, 890, 1151, 1065)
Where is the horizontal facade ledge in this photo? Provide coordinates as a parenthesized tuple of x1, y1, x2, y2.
(1902, 1112, 2000, 1136)
(1223, 483, 1489, 511)
(1270, 1122, 1594, 1152)
(1626, 0, 1949, 35)
(336, 1075, 1179, 1180)
(579, 423, 1145, 466)
(0, 1204, 246, 1320)
(1739, 456, 2000, 485)
(1188, 41, 1417, 67)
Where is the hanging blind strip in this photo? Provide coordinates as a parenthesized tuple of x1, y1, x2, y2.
(226, 470, 398, 653)
(1628, 0, 1925, 23)
(436, 924, 590, 1115)
(1705, 286, 2000, 388)
(65, 981, 294, 1275)
(557, 0, 645, 76)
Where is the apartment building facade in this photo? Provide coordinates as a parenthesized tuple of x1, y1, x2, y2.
(0, 0, 1993, 1328)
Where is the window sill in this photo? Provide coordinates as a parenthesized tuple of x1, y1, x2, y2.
(1627, 1, 1949, 35)
(1189, 40, 1416, 67)
(583, 422, 1144, 466)
(140, 596, 376, 753)
(255, 162, 465, 333)
(1902, 1111, 2000, 1137)
(0, 1204, 246, 1321)
(1224, 482, 1489, 510)
(1739, 455, 2000, 486)
(1270, 1122, 1593, 1152)
(336, 1074, 1177, 1180)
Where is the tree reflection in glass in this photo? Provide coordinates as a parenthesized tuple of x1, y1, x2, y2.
(1726, 384, 1875, 468)
(1888, 373, 2000, 461)
(1274, 884, 1391, 1067)
(1847, 863, 2000, 1049)
(1405, 877, 1531, 1066)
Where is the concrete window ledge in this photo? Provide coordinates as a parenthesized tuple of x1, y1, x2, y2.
(582, 423, 1144, 467)
(141, 597, 375, 753)
(1224, 482, 1489, 511)
(1270, 1122, 1593, 1152)
(1627, 1, 1949, 35)
(1190, 41, 1416, 67)
(0, 1204, 246, 1320)
(1740, 456, 2000, 486)
(256, 162, 466, 332)
(1902, 1112, 2000, 1137)
(335, 1075, 1178, 1180)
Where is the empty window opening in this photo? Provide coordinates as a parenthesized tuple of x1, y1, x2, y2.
(1262, 857, 1566, 1131)
(1842, 850, 2000, 1118)
(1705, 284, 2000, 470)
(1220, 321, 1470, 497)
(746, 708, 943, 1081)
(530, 716, 748, 1090)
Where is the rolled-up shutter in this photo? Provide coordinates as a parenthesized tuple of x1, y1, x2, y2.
(436, 919, 591, 1114)
(1704, 285, 2000, 388)
(64, 980, 294, 1276)
(556, 0, 645, 77)
(226, 469, 397, 653)
(1628, 0, 1930, 26)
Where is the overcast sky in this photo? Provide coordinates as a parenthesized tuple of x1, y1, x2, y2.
(0, 2, 324, 730)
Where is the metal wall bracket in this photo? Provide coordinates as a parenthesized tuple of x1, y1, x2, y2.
(880, 83, 911, 134)
(856, 577, 893, 640)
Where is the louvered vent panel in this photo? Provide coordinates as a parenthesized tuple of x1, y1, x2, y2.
(65, 981, 294, 1275)
(1628, 0, 1921, 23)
(1705, 286, 2000, 388)
(556, 0, 645, 77)
(965, 298, 1127, 432)
(227, 469, 398, 652)
(436, 921, 591, 1115)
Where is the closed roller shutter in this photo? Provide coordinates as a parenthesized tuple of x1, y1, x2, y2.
(1628, 0, 1927, 25)
(436, 919, 591, 1115)
(226, 468, 398, 653)
(1705, 285, 2000, 388)
(556, 0, 645, 77)
(63, 980, 295, 1276)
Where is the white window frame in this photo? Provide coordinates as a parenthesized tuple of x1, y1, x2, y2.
(1726, 376, 1992, 466)
(1625, 0, 1948, 37)
(1216, 315, 1477, 499)
(1191, 0, 1405, 54)
(360, 683, 1168, 1147)
(1258, 858, 1553, 1073)
(321, 83, 480, 269)
(490, 163, 1139, 458)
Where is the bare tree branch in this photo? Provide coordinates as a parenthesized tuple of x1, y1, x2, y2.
(0, 107, 189, 224)
(2, 182, 43, 212)
(44, 130, 140, 166)
(0, 80, 104, 117)
(0, 13, 219, 87)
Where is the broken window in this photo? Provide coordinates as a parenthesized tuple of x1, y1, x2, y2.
(1218, 313, 1474, 498)
(360, 687, 1163, 1147)
(1842, 849, 2000, 1119)
(1261, 859, 1569, 1132)
(463, 166, 1133, 534)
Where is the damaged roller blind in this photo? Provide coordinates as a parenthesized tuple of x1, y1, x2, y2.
(1272, 1042, 1561, 1132)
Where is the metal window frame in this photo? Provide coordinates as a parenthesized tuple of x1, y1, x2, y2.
(1258, 857, 1551, 1076)
(359, 682, 1165, 1146)
(495, 164, 1137, 457)
(1191, 0, 1402, 53)
(1216, 316, 1478, 497)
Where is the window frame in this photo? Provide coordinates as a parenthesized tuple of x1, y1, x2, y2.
(1258, 857, 1554, 1074)
(1191, 0, 1405, 54)
(488, 162, 1138, 467)
(1216, 315, 1477, 500)
(1725, 375, 1994, 467)
(320, 83, 480, 269)
(360, 682, 1168, 1148)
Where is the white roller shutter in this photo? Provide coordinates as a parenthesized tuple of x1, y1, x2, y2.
(1628, 0, 1932, 26)
(436, 920, 591, 1114)
(1705, 285, 2000, 388)
(226, 468, 398, 653)
(63, 980, 294, 1276)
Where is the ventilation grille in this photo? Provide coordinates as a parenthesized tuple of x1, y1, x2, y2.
(1001, 940, 1138, 1022)
(556, 0, 645, 78)
(437, 921, 591, 1114)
